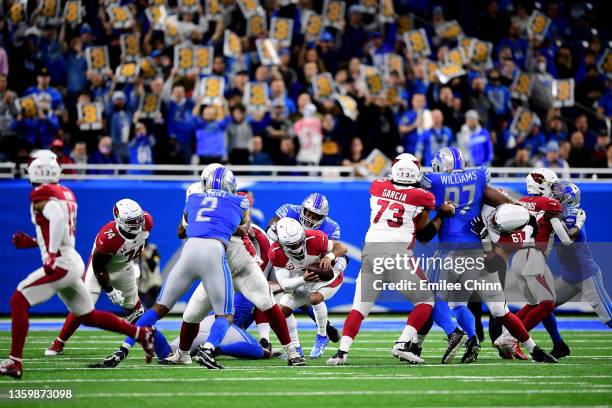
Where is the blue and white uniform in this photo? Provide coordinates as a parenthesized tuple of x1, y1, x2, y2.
(275, 204, 341, 240)
(157, 189, 249, 314)
(554, 212, 612, 324)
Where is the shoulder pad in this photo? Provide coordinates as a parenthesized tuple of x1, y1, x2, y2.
(95, 222, 124, 254)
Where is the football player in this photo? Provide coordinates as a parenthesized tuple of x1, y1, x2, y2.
(44, 199, 152, 356)
(267, 193, 343, 354)
(418, 147, 516, 363)
(164, 172, 304, 367)
(92, 166, 249, 370)
(2, 157, 154, 379)
(541, 182, 612, 358)
(489, 169, 571, 360)
(327, 157, 454, 366)
(271, 217, 348, 359)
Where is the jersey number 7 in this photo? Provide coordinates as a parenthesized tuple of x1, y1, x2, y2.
(444, 184, 476, 215)
(373, 199, 404, 228)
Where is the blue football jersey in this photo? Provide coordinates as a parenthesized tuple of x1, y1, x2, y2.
(185, 190, 250, 244)
(421, 166, 490, 243)
(555, 225, 599, 283)
(275, 203, 341, 240)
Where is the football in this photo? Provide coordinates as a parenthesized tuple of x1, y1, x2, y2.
(304, 262, 334, 281)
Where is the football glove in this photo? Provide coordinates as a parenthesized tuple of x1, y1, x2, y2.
(106, 288, 125, 306)
(43, 253, 59, 275)
(470, 216, 488, 239)
(266, 224, 279, 242)
(12, 231, 38, 249)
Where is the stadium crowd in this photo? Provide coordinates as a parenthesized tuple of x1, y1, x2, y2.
(0, 0, 610, 173)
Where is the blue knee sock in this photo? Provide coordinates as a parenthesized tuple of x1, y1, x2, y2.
(153, 330, 172, 359)
(124, 309, 160, 347)
(219, 342, 264, 359)
(433, 301, 458, 336)
(453, 305, 476, 340)
(542, 313, 563, 344)
(206, 317, 231, 349)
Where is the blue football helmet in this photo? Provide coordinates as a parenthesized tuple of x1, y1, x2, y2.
(552, 181, 580, 208)
(203, 166, 237, 194)
(300, 193, 329, 229)
(431, 147, 464, 173)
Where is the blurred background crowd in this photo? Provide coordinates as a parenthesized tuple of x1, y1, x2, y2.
(0, 0, 611, 174)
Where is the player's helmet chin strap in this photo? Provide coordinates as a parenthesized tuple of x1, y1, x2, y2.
(391, 181, 419, 188)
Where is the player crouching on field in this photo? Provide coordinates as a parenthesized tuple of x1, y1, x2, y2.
(2, 157, 154, 379)
(327, 156, 455, 366)
(270, 217, 348, 359)
(45, 199, 152, 356)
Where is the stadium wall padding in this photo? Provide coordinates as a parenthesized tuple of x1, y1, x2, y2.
(0, 179, 610, 315)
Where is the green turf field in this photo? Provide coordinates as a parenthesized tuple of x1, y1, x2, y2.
(0, 325, 611, 408)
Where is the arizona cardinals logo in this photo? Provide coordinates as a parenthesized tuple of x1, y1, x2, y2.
(113, 206, 119, 217)
(531, 172, 545, 184)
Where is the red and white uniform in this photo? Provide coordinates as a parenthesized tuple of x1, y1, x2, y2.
(182, 215, 278, 323)
(496, 196, 563, 304)
(17, 184, 93, 316)
(82, 213, 153, 309)
(365, 179, 435, 245)
(269, 230, 343, 309)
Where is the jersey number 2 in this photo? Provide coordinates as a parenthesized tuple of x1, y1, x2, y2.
(373, 199, 404, 228)
(195, 197, 218, 222)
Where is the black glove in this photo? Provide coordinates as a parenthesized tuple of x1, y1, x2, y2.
(470, 215, 488, 239)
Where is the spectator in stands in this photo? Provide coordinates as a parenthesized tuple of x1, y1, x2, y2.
(597, 80, 612, 118)
(518, 115, 546, 157)
(484, 68, 512, 122)
(278, 137, 297, 166)
(163, 77, 194, 164)
(343, 137, 365, 167)
(467, 77, 491, 128)
(269, 78, 296, 115)
(0, 74, 18, 143)
(504, 146, 532, 168)
(546, 116, 568, 144)
(50, 139, 75, 174)
(399, 93, 431, 154)
(192, 104, 230, 164)
(88, 136, 119, 174)
(23, 67, 63, 112)
(576, 64, 604, 109)
(340, 5, 367, 61)
(534, 141, 570, 178)
(70, 141, 88, 174)
(106, 91, 134, 164)
(567, 131, 592, 168)
(573, 114, 597, 149)
(457, 110, 493, 167)
(416, 109, 454, 165)
(294, 103, 322, 165)
(129, 122, 155, 170)
(592, 130, 610, 168)
(227, 104, 253, 165)
(497, 22, 528, 68)
(250, 135, 273, 166)
(11, 93, 59, 149)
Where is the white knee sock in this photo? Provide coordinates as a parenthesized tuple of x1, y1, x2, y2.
(257, 323, 270, 342)
(413, 334, 427, 347)
(312, 302, 328, 336)
(397, 325, 417, 344)
(339, 335, 354, 353)
(285, 314, 300, 347)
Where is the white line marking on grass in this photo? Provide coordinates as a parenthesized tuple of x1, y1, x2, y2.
(10, 375, 612, 385)
(64, 389, 612, 398)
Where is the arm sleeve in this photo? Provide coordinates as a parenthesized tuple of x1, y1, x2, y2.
(275, 268, 305, 291)
(42, 200, 66, 254)
(551, 217, 572, 245)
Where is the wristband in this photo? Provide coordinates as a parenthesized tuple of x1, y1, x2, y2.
(324, 252, 336, 261)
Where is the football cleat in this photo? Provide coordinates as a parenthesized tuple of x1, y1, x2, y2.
(326, 350, 348, 366)
(392, 342, 425, 365)
(194, 345, 224, 369)
(512, 343, 529, 360)
(442, 328, 466, 364)
(551, 341, 571, 359)
(0, 357, 23, 380)
(326, 321, 340, 343)
(461, 336, 480, 364)
(493, 334, 515, 359)
(407, 342, 423, 357)
(160, 349, 192, 365)
(309, 334, 329, 359)
(124, 306, 145, 323)
(260, 338, 272, 359)
(88, 347, 128, 368)
(286, 345, 307, 366)
(530, 346, 558, 363)
(44, 339, 65, 356)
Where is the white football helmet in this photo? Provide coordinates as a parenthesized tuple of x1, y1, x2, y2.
(391, 157, 421, 185)
(31, 149, 58, 162)
(276, 217, 306, 261)
(28, 156, 61, 184)
(113, 199, 145, 236)
(526, 168, 558, 197)
(489, 204, 530, 234)
(393, 153, 421, 168)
